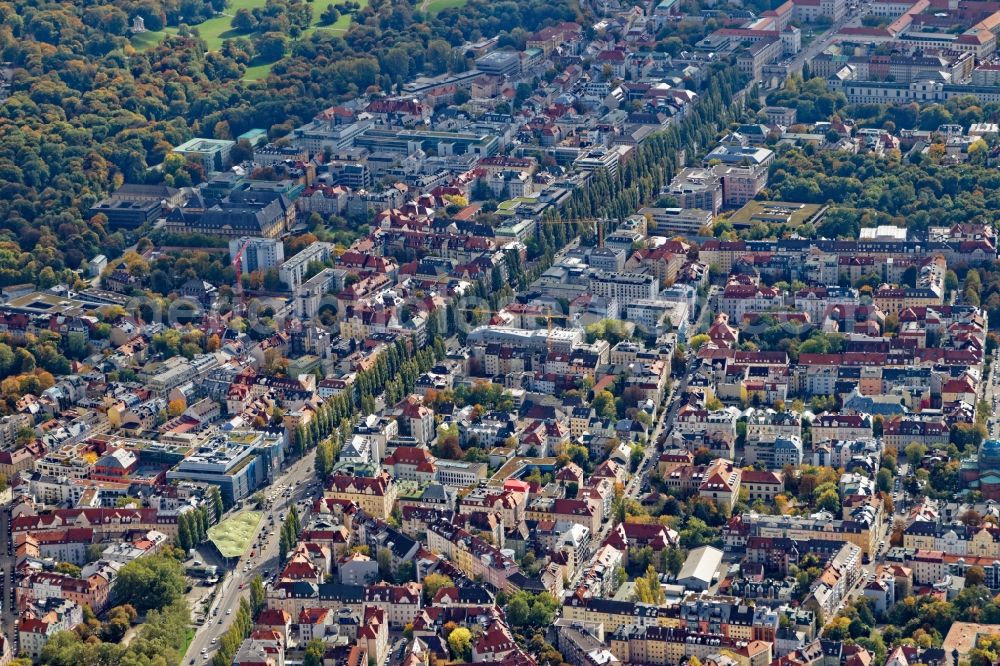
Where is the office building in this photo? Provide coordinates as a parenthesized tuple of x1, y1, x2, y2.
(229, 237, 285, 274)
(171, 138, 236, 173)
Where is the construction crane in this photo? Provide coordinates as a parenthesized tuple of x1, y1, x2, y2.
(458, 306, 571, 355)
(231, 238, 252, 311)
(538, 217, 611, 248)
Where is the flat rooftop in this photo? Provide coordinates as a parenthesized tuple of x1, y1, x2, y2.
(724, 200, 824, 228)
(6, 291, 88, 316)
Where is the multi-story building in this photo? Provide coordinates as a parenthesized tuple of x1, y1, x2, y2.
(736, 37, 783, 82)
(903, 522, 1000, 558)
(746, 409, 802, 442)
(726, 511, 878, 555)
(741, 470, 784, 502)
(16, 567, 117, 615)
(171, 138, 235, 172)
(382, 446, 436, 484)
(18, 600, 83, 659)
(165, 435, 267, 507)
(744, 435, 803, 470)
(718, 164, 769, 207)
(278, 242, 333, 293)
(425, 519, 520, 592)
(525, 497, 600, 534)
(802, 543, 863, 620)
(794, 0, 846, 22)
(229, 237, 285, 274)
(883, 417, 949, 449)
(699, 458, 742, 511)
(362, 582, 422, 629)
(638, 206, 714, 236)
(667, 168, 723, 215)
(609, 625, 772, 666)
(811, 413, 873, 444)
(323, 472, 398, 520)
(434, 460, 488, 488)
(588, 271, 658, 303)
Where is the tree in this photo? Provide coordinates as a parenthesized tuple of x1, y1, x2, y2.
(303, 639, 325, 666)
(102, 604, 135, 642)
(665, 547, 686, 577)
(967, 566, 986, 587)
(116, 555, 186, 612)
(210, 486, 224, 517)
(279, 529, 290, 562)
(633, 565, 666, 605)
(689, 334, 710, 350)
(315, 438, 333, 479)
(422, 573, 453, 602)
(255, 32, 287, 61)
(54, 562, 81, 577)
(250, 575, 266, 617)
(167, 398, 186, 417)
(527, 593, 558, 626)
(876, 468, 892, 493)
(231, 8, 257, 31)
(447, 627, 473, 661)
(904, 442, 927, 467)
(320, 4, 341, 24)
(377, 547, 392, 575)
(86, 543, 105, 562)
(507, 595, 530, 626)
(592, 390, 617, 420)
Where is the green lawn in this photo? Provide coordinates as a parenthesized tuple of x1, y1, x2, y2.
(425, 0, 467, 13)
(207, 510, 261, 559)
(302, 0, 370, 37)
(134, 0, 370, 79)
(180, 628, 195, 654)
(242, 61, 274, 81)
(127, 0, 372, 77)
(182, 0, 271, 51)
(130, 30, 167, 51)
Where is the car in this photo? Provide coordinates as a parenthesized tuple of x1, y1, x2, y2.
(212, 639, 218, 645)
(190, 659, 195, 664)
(201, 649, 207, 654)
(226, 608, 233, 615)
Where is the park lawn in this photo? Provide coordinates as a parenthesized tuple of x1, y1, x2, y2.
(207, 510, 261, 558)
(242, 61, 274, 81)
(187, 0, 270, 51)
(425, 0, 467, 13)
(142, 0, 372, 79)
(130, 30, 167, 51)
(301, 0, 370, 37)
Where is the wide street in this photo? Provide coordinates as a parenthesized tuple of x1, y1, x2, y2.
(785, 2, 873, 77)
(1, 506, 15, 653)
(984, 346, 1000, 438)
(184, 449, 317, 665)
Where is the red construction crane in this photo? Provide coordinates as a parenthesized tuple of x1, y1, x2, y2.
(232, 238, 252, 305)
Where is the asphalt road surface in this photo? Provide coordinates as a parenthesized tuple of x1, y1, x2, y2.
(184, 450, 317, 665)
